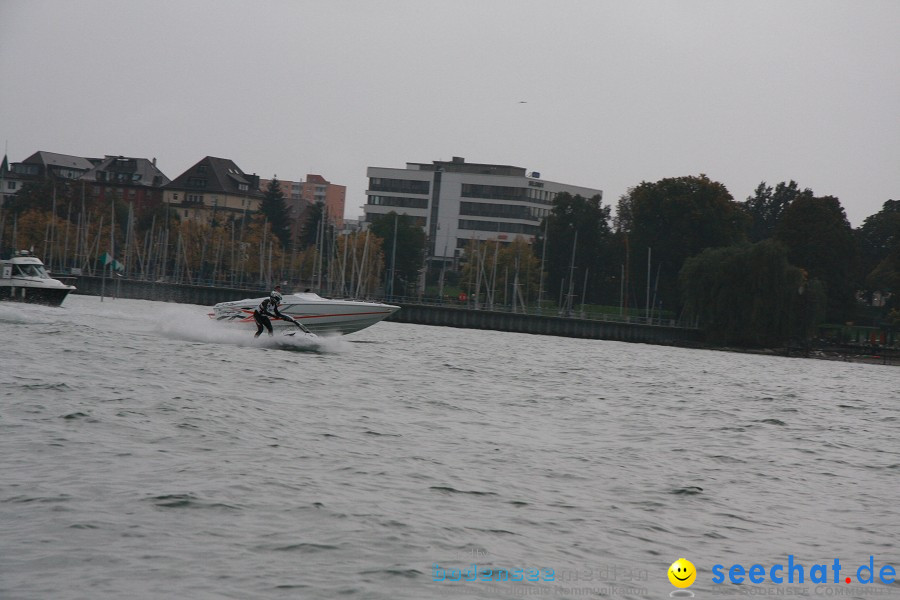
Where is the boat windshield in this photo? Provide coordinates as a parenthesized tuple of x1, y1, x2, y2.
(15, 263, 50, 278)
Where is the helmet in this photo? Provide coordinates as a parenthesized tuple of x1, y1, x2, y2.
(270, 291, 283, 303)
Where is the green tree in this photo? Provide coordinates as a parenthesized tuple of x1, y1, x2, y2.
(620, 174, 748, 313)
(775, 195, 859, 321)
(680, 240, 825, 346)
(259, 176, 291, 248)
(535, 192, 614, 306)
(369, 211, 426, 296)
(742, 180, 813, 242)
(856, 199, 900, 293)
(299, 201, 325, 249)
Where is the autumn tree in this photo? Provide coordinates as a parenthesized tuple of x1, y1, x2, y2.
(459, 236, 542, 305)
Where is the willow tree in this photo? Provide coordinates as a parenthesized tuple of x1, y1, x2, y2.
(680, 240, 825, 347)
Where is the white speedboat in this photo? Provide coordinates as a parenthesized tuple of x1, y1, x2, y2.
(210, 292, 400, 335)
(1, 250, 76, 306)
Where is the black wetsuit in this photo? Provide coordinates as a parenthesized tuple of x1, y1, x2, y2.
(253, 297, 284, 337)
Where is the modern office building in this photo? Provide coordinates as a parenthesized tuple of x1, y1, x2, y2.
(362, 157, 602, 261)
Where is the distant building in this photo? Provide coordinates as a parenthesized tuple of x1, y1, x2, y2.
(339, 217, 362, 235)
(163, 156, 263, 224)
(10, 151, 97, 181)
(259, 176, 312, 247)
(1, 151, 97, 202)
(362, 156, 602, 261)
(302, 174, 346, 227)
(80, 156, 170, 213)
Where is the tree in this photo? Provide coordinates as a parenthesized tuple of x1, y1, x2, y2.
(619, 175, 748, 313)
(742, 180, 813, 242)
(856, 199, 900, 293)
(680, 240, 826, 346)
(369, 211, 425, 296)
(299, 201, 325, 250)
(534, 192, 614, 306)
(259, 176, 291, 249)
(775, 195, 859, 321)
(460, 236, 542, 305)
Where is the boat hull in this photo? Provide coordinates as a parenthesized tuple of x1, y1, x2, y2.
(211, 293, 400, 336)
(1, 283, 75, 307)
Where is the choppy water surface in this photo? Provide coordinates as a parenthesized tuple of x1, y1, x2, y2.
(1, 295, 898, 599)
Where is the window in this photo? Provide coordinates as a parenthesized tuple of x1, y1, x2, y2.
(238, 183, 248, 191)
(187, 177, 207, 188)
(7, 181, 15, 190)
(197, 165, 207, 174)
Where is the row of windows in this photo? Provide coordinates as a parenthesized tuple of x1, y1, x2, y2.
(368, 195, 429, 209)
(97, 171, 141, 182)
(458, 219, 541, 235)
(461, 183, 558, 205)
(369, 177, 430, 195)
(455, 238, 514, 250)
(12, 164, 39, 175)
(187, 177, 207, 188)
(526, 187, 558, 204)
(365, 213, 427, 227)
(91, 187, 140, 198)
(459, 201, 547, 221)
(461, 183, 527, 201)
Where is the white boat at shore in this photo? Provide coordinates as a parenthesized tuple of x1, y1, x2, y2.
(1, 250, 76, 306)
(210, 292, 400, 336)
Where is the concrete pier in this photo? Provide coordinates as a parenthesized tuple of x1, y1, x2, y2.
(389, 302, 701, 344)
(71, 276, 702, 345)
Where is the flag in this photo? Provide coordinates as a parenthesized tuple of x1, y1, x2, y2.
(99, 252, 124, 272)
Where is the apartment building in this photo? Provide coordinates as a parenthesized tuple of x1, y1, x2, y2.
(163, 156, 263, 223)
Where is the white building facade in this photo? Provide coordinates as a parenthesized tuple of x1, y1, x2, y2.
(363, 157, 603, 261)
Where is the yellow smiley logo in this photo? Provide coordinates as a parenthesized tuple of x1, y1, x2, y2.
(668, 558, 697, 588)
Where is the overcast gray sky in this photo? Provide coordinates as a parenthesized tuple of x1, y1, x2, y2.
(1, 0, 897, 226)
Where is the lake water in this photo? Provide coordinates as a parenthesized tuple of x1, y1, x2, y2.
(1, 295, 898, 599)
